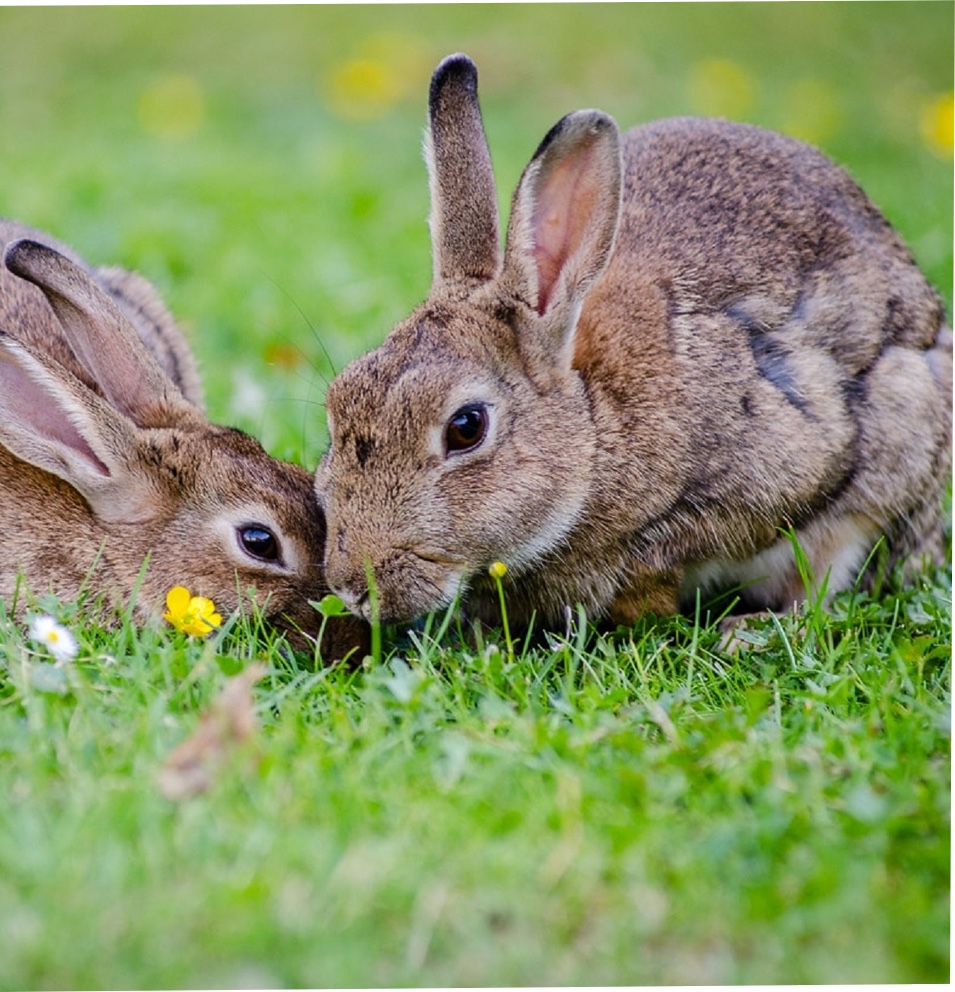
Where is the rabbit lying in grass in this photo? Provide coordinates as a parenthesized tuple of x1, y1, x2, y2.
(316, 53, 952, 634)
(0, 223, 367, 660)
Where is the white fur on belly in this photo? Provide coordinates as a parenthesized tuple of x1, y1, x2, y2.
(682, 512, 882, 609)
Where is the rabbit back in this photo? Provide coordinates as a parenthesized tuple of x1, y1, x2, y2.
(569, 117, 951, 612)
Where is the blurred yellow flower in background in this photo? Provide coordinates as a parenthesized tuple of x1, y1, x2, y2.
(328, 58, 400, 120)
(686, 58, 756, 120)
(138, 73, 205, 141)
(322, 32, 429, 121)
(919, 91, 954, 159)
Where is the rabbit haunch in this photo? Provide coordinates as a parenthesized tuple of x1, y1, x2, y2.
(317, 54, 952, 631)
(0, 223, 367, 659)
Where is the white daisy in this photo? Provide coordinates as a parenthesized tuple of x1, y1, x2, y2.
(28, 615, 79, 664)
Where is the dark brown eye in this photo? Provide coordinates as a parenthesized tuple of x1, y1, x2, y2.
(239, 525, 280, 562)
(445, 403, 488, 455)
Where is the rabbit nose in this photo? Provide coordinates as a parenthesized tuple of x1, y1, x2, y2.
(326, 532, 374, 617)
(332, 579, 370, 619)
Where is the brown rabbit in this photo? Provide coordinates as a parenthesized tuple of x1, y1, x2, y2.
(0, 226, 367, 660)
(316, 53, 952, 635)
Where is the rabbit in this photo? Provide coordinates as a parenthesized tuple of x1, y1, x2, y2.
(0, 227, 367, 661)
(315, 53, 952, 636)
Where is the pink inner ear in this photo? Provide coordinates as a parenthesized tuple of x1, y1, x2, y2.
(0, 355, 111, 477)
(530, 141, 602, 315)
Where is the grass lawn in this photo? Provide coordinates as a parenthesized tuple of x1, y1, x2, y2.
(0, 3, 951, 987)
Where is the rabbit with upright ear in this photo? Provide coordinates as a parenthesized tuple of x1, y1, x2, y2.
(316, 53, 952, 634)
(0, 224, 367, 660)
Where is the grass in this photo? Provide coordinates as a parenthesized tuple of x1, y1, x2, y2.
(0, 3, 951, 988)
(1, 576, 950, 986)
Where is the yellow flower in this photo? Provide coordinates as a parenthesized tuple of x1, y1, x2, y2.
(685, 58, 757, 121)
(321, 32, 429, 121)
(326, 58, 402, 121)
(920, 91, 954, 159)
(164, 586, 222, 637)
(488, 561, 508, 580)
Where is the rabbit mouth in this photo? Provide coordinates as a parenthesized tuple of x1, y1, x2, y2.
(330, 549, 470, 624)
(412, 550, 465, 568)
(384, 551, 469, 623)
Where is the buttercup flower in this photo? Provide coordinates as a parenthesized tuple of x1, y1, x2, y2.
(28, 615, 78, 664)
(164, 586, 222, 637)
(322, 33, 428, 121)
(920, 91, 954, 159)
(488, 562, 514, 661)
(686, 58, 756, 121)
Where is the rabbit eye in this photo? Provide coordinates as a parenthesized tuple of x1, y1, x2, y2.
(445, 404, 489, 453)
(445, 403, 488, 455)
(239, 525, 281, 563)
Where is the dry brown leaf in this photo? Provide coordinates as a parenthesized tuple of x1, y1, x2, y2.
(158, 663, 266, 801)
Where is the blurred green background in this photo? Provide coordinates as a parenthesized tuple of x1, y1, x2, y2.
(0, 2, 951, 465)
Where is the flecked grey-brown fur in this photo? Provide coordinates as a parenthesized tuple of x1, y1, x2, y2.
(317, 54, 951, 632)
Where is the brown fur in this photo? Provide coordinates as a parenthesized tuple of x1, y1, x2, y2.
(317, 54, 952, 632)
(0, 224, 367, 660)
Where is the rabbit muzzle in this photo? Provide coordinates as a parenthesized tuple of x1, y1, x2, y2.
(325, 541, 468, 624)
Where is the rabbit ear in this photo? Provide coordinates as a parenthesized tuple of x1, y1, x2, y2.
(426, 53, 501, 293)
(502, 111, 622, 367)
(3, 239, 198, 429)
(0, 333, 153, 522)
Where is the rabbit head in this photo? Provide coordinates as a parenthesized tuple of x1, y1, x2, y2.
(0, 238, 367, 661)
(318, 53, 951, 633)
(318, 54, 622, 624)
